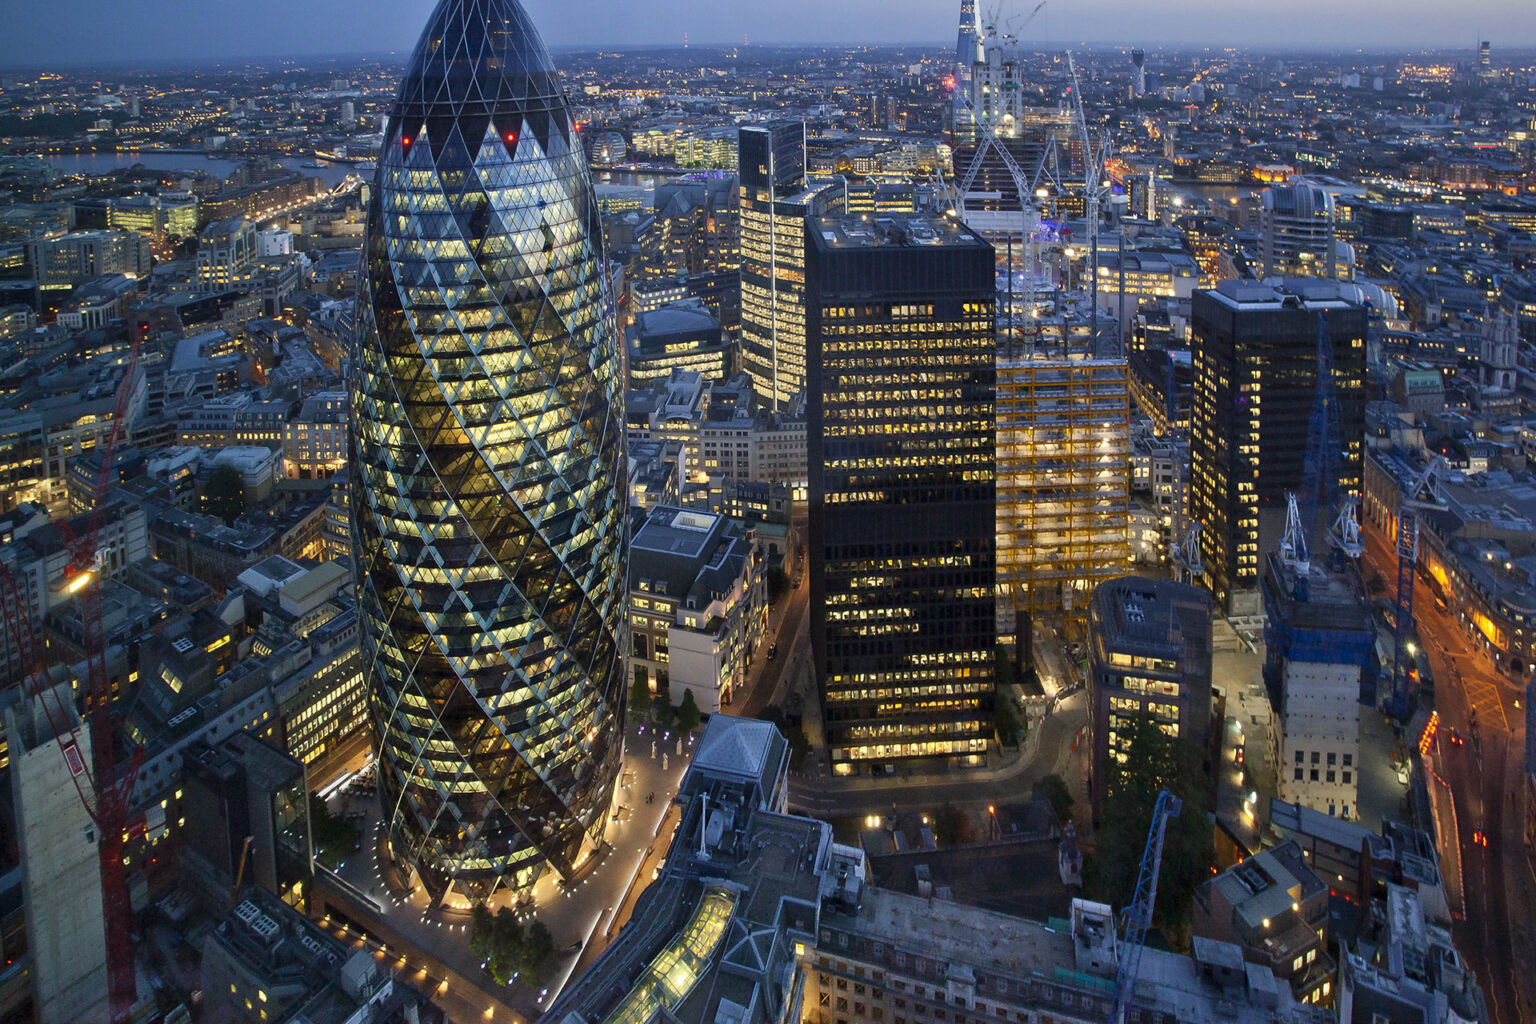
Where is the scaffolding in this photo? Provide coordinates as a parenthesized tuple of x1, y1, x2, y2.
(996, 353, 1132, 640)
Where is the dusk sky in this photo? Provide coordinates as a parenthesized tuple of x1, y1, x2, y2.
(5, 0, 1536, 65)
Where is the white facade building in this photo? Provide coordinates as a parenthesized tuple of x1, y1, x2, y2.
(1276, 659, 1361, 819)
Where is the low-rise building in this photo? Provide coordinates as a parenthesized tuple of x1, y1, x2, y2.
(179, 730, 311, 911)
(630, 505, 767, 712)
(56, 273, 139, 331)
(627, 300, 730, 385)
(1364, 448, 1536, 682)
(629, 438, 686, 511)
(550, 714, 1335, 1024)
(150, 506, 277, 591)
(1337, 884, 1485, 1024)
(281, 388, 347, 479)
(627, 371, 808, 497)
(202, 886, 424, 1024)
(1192, 840, 1335, 1006)
(208, 446, 281, 503)
(26, 229, 151, 289)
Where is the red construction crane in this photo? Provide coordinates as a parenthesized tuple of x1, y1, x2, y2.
(0, 339, 144, 1024)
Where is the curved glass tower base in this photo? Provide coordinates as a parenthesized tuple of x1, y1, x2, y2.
(349, 0, 627, 904)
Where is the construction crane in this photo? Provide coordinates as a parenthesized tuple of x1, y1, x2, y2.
(1282, 311, 1363, 590)
(229, 835, 256, 909)
(1173, 520, 1203, 586)
(1280, 491, 1311, 585)
(999, 0, 1047, 43)
(0, 343, 144, 1023)
(1385, 456, 1447, 721)
(1168, 439, 1202, 587)
(1109, 789, 1182, 1024)
(1065, 51, 1114, 355)
(1300, 311, 1358, 556)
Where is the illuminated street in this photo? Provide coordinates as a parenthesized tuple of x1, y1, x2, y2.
(1363, 524, 1533, 1024)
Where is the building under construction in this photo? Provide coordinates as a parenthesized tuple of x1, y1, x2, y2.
(996, 347, 1131, 641)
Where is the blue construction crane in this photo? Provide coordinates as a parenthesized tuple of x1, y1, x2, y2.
(1386, 456, 1446, 721)
(1283, 310, 1364, 595)
(1108, 789, 1182, 1024)
(1300, 311, 1342, 562)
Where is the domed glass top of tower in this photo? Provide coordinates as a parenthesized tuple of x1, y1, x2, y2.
(350, 0, 627, 905)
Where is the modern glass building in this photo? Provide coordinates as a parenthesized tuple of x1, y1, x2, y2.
(805, 213, 997, 771)
(739, 121, 841, 410)
(350, 0, 627, 903)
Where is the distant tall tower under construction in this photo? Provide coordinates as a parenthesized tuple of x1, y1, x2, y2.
(1132, 48, 1147, 97)
(954, 0, 981, 118)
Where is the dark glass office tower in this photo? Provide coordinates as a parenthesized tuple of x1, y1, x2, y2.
(806, 213, 997, 772)
(1190, 280, 1365, 614)
(350, 0, 627, 903)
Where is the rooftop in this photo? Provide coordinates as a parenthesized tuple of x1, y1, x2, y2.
(1091, 575, 1211, 657)
(812, 211, 988, 250)
(1205, 278, 1362, 311)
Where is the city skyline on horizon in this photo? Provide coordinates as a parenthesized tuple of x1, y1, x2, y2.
(6, 0, 1536, 67)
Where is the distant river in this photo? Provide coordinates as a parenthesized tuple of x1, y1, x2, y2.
(41, 151, 361, 187)
(45, 153, 695, 191)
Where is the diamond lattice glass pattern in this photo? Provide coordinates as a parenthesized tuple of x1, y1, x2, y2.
(350, 0, 627, 903)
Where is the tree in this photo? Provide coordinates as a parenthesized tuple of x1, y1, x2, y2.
(766, 565, 790, 602)
(653, 688, 676, 730)
(787, 727, 812, 771)
(754, 706, 811, 770)
(488, 907, 524, 984)
(1086, 716, 1212, 949)
(754, 706, 787, 730)
(629, 676, 653, 722)
(675, 689, 701, 733)
(520, 919, 555, 980)
(1032, 773, 1074, 824)
(200, 464, 246, 525)
(469, 905, 495, 961)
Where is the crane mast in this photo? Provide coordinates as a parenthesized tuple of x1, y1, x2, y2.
(1109, 789, 1182, 1024)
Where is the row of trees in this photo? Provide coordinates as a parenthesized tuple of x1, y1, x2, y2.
(469, 906, 555, 985)
(628, 678, 703, 734)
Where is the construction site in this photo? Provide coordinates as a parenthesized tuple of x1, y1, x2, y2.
(995, 355, 1131, 642)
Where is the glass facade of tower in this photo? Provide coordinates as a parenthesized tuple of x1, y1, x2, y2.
(806, 214, 997, 771)
(1190, 282, 1365, 614)
(739, 121, 841, 410)
(350, 0, 627, 903)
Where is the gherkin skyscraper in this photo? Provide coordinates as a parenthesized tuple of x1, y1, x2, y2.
(349, 0, 627, 904)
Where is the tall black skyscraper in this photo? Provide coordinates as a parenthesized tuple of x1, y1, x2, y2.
(1190, 280, 1366, 614)
(806, 213, 997, 772)
(350, 0, 627, 903)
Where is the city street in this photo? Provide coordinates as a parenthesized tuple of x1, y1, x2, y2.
(738, 569, 811, 716)
(786, 689, 1089, 823)
(1362, 526, 1532, 1024)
